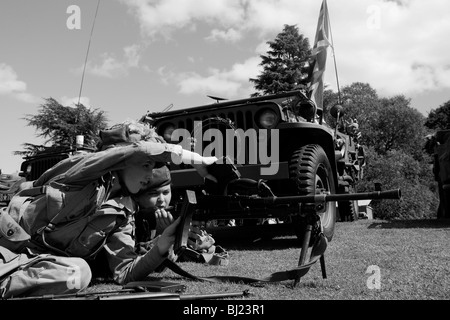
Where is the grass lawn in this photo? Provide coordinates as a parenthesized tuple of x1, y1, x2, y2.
(86, 218, 450, 301)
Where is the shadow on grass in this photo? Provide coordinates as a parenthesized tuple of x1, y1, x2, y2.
(217, 236, 301, 251)
(367, 218, 450, 229)
(206, 223, 303, 250)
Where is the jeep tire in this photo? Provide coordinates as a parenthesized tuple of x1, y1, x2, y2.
(338, 189, 359, 222)
(289, 144, 336, 242)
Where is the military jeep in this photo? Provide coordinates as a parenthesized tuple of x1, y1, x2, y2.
(142, 89, 364, 241)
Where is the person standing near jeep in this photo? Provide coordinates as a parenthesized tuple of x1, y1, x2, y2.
(0, 120, 217, 299)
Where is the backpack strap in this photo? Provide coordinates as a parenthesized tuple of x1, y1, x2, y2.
(30, 173, 115, 257)
(37, 172, 114, 234)
(161, 232, 327, 284)
(177, 245, 229, 266)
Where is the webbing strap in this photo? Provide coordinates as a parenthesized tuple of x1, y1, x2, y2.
(42, 173, 114, 229)
(161, 233, 327, 284)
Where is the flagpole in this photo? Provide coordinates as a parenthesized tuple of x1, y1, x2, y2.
(327, 3, 342, 105)
(309, 0, 332, 112)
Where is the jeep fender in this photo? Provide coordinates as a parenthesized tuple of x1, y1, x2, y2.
(276, 122, 338, 185)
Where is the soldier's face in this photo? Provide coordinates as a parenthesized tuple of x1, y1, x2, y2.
(119, 161, 155, 194)
(137, 184, 172, 210)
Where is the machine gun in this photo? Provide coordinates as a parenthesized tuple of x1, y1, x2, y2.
(6, 289, 250, 301)
(5, 281, 250, 300)
(173, 157, 401, 286)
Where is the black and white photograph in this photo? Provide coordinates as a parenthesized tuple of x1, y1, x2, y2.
(0, 0, 449, 312)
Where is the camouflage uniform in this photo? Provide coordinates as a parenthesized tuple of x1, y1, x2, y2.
(0, 141, 183, 299)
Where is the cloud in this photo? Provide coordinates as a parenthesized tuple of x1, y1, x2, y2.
(74, 44, 143, 78)
(323, 0, 450, 97)
(121, 0, 450, 99)
(205, 28, 242, 43)
(120, 0, 317, 43)
(120, 0, 246, 40)
(178, 72, 242, 98)
(156, 66, 175, 85)
(61, 96, 91, 108)
(176, 56, 262, 98)
(123, 44, 141, 68)
(0, 63, 39, 103)
(255, 40, 270, 55)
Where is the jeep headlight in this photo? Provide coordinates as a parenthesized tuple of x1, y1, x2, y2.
(161, 123, 175, 142)
(295, 100, 317, 122)
(257, 109, 278, 128)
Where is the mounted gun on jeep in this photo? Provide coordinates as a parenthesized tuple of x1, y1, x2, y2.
(168, 155, 400, 286)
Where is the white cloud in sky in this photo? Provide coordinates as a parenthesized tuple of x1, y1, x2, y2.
(121, 0, 450, 99)
(61, 96, 91, 108)
(121, 0, 246, 40)
(331, 0, 450, 97)
(178, 72, 242, 98)
(177, 56, 262, 97)
(74, 44, 143, 78)
(205, 28, 242, 43)
(156, 66, 174, 86)
(0, 63, 39, 103)
(255, 40, 270, 55)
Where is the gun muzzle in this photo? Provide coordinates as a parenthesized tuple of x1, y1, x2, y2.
(323, 188, 402, 201)
(370, 189, 402, 200)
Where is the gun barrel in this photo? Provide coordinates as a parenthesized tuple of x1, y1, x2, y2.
(238, 188, 402, 206)
(181, 290, 250, 300)
(323, 189, 402, 202)
(194, 189, 401, 218)
(97, 292, 181, 300)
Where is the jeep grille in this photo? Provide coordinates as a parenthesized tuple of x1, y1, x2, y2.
(153, 102, 282, 163)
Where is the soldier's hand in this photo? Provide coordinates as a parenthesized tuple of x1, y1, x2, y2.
(187, 225, 215, 252)
(155, 208, 173, 231)
(157, 217, 180, 256)
(192, 156, 218, 183)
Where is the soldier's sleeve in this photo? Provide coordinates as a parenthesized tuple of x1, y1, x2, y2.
(62, 141, 183, 185)
(102, 218, 168, 285)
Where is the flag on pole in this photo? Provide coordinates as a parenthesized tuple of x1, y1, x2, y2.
(309, 0, 331, 110)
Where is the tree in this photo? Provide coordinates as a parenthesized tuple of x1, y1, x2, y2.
(15, 97, 109, 157)
(250, 24, 312, 96)
(324, 83, 437, 219)
(364, 95, 429, 160)
(356, 147, 438, 220)
(424, 100, 450, 131)
(323, 82, 380, 129)
(324, 83, 429, 160)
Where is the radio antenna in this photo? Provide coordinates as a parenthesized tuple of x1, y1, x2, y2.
(77, 0, 101, 106)
(162, 103, 174, 112)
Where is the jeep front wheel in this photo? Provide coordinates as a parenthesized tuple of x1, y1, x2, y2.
(289, 144, 336, 241)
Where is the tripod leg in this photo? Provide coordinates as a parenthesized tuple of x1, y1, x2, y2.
(293, 224, 312, 287)
(320, 255, 327, 279)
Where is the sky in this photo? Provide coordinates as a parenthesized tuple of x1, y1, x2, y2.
(1, 0, 449, 174)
